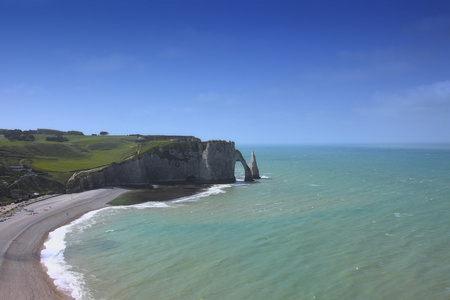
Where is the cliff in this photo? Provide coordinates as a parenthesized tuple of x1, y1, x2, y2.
(67, 140, 258, 193)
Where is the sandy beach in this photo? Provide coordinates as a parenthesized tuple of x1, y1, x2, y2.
(0, 187, 129, 300)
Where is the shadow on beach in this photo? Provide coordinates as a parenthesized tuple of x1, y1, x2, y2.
(107, 184, 210, 206)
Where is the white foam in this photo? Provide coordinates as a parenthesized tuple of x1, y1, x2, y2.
(40, 209, 107, 299)
(172, 184, 231, 203)
(71, 208, 107, 233)
(131, 201, 172, 209)
(40, 185, 231, 298)
(113, 186, 232, 209)
(41, 228, 88, 299)
(393, 212, 413, 218)
(41, 226, 74, 296)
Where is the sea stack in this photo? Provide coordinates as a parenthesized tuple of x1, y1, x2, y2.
(248, 150, 261, 179)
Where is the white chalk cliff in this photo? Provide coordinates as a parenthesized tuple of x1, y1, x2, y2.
(67, 140, 259, 193)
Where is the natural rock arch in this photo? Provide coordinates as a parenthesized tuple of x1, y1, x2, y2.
(68, 141, 259, 192)
(234, 150, 254, 182)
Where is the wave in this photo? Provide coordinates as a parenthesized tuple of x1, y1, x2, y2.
(40, 184, 233, 298)
(237, 175, 271, 180)
(128, 184, 232, 208)
(40, 209, 107, 299)
(172, 184, 231, 203)
(127, 201, 172, 209)
(394, 212, 413, 218)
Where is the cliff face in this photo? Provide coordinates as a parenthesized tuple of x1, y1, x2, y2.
(67, 141, 257, 193)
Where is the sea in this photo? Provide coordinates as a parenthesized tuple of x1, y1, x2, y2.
(41, 144, 450, 300)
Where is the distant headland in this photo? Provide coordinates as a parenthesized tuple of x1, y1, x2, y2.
(0, 129, 259, 204)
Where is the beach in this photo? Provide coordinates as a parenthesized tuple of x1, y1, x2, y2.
(0, 184, 208, 300)
(0, 188, 129, 299)
(0, 183, 213, 299)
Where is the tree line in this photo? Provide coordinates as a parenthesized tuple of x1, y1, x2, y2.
(0, 129, 85, 142)
(0, 129, 36, 141)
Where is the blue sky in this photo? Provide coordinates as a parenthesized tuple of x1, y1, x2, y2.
(1, 0, 450, 144)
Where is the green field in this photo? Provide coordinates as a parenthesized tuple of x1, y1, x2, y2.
(0, 134, 177, 183)
(0, 132, 202, 204)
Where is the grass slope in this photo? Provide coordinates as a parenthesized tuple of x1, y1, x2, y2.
(0, 134, 177, 184)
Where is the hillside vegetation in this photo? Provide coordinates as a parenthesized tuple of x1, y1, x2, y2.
(0, 131, 199, 204)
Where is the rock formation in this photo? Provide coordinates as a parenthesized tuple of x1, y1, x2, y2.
(67, 140, 257, 193)
(248, 150, 260, 179)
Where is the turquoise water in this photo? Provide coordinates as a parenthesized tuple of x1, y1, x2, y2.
(45, 145, 450, 299)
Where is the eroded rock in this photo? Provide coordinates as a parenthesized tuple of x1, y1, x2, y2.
(248, 150, 260, 179)
(67, 140, 257, 193)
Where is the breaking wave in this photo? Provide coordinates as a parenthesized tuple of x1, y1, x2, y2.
(40, 184, 231, 299)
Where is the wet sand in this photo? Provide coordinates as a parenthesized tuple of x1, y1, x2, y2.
(0, 184, 207, 299)
(0, 188, 129, 300)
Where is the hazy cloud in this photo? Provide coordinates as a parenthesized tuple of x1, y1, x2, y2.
(305, 49, 413, 83)
(337, 49, 395, 62)
(178, 27, 235, 49)
(158, 46, 187, 59)
(3, 83, 42, 95)
(197, 92, 223, 103)
(196, 92, 236, 105)
(333, 49, 413, 80)
(412, 14, 450, 34)
(174, 107, 196, 114)
(74, 53, 145, 72)
(359, 80, 450, 117)
(305, 64, 411, 83)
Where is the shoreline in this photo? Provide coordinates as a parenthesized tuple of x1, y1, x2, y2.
(0, 185, 205, 300)
(0, 193, 60, 219)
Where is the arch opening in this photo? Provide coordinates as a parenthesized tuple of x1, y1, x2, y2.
(234, 150, 254, 182)
(234, 161, 245, 182)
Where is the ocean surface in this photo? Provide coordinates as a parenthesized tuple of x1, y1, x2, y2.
(41, 145, 450, 300)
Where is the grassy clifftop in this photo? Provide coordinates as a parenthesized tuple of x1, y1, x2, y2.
(0, 133, 197, 203)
